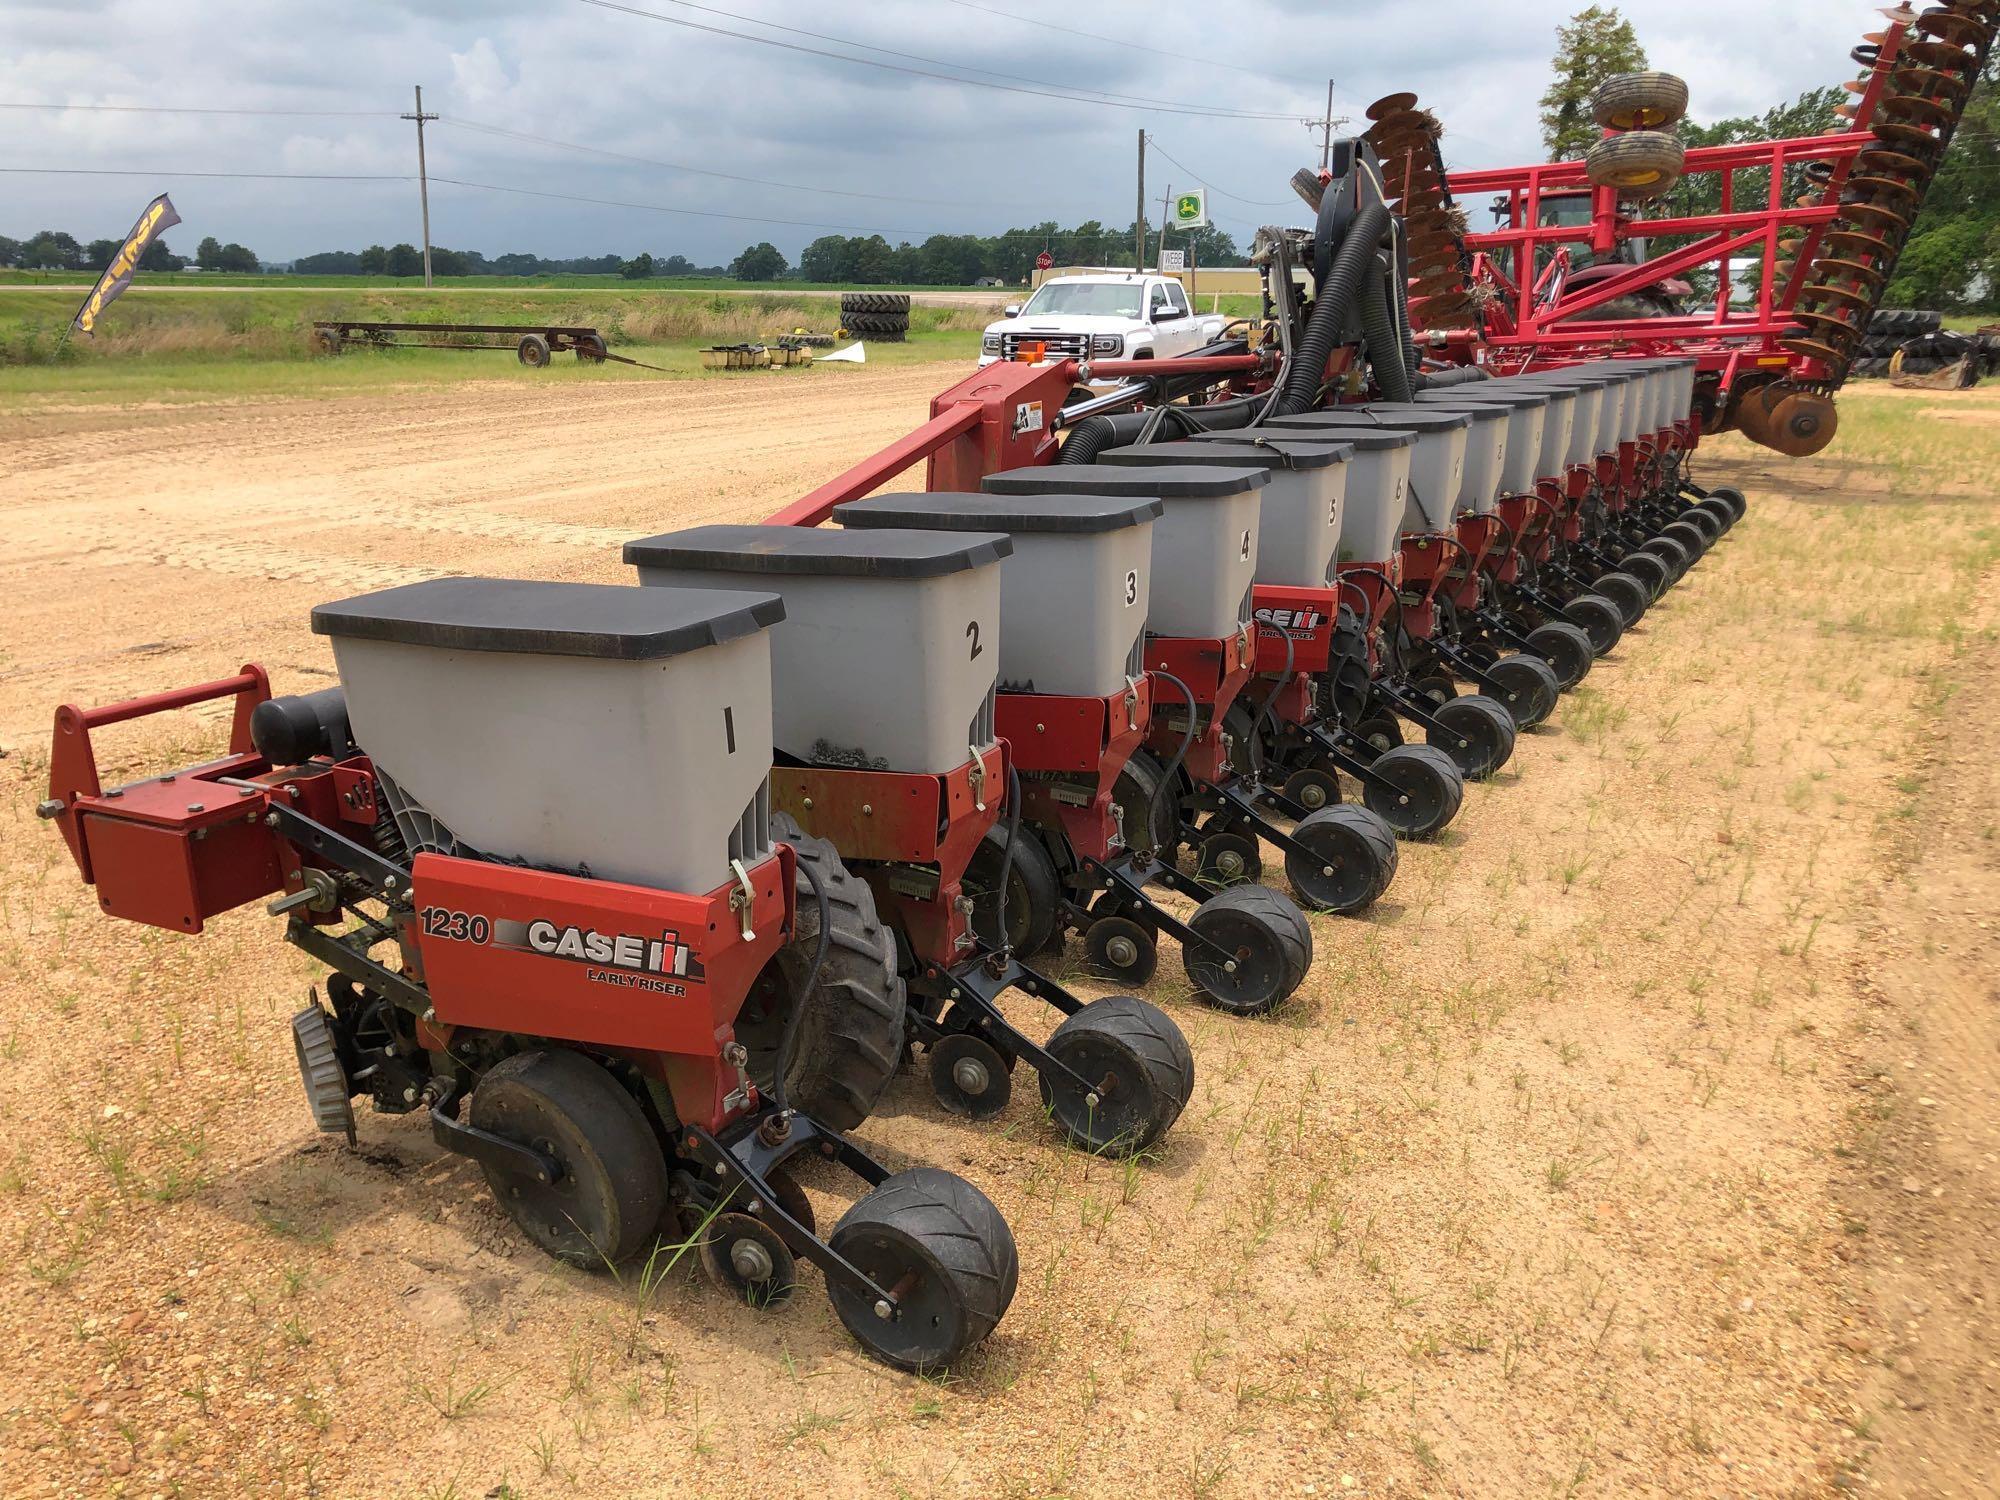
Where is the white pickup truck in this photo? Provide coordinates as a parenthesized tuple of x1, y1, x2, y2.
(978, 272, 1229, 367)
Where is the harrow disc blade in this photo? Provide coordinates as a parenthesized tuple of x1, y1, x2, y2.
(1814, 257, 1889, 285)
(1761, 389, 1841, 457)
(1780, 336, 1851, 364)
(1914, 10, 1994, 46)
(1872, 119, 1947, 149)
(1881, 92, 1958, 127)
(1366, 91, 1420, 121)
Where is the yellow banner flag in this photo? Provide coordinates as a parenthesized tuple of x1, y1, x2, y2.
(72, 193, 181, 337)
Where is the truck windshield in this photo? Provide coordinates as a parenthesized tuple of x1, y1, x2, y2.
(1020, 282, 1144, 318)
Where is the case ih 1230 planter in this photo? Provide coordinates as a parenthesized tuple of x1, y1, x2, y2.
(34, 0, 1990, 1370)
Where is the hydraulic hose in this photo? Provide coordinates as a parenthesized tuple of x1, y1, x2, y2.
(1146, 671, 1201, 858)
(1274, 200, 1393, 416)
(1361, 267, 1416, 404)
(770, 854, 832, 1121)
(990, 765, 1023, 959)
(1419, 364, 1493, 391)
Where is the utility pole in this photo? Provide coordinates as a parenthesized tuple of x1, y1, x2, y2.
(401, 85, 439, 287)
(1307, 79, 1348, 174)
(1158, 185, 1173, 272)
(1135, 129, 1146, 272)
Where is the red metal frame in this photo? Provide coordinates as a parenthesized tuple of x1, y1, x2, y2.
(997, 680, 1151, 864)
(1442, 14, 1910, 394)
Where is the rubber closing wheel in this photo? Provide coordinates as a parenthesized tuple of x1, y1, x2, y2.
(1592, 571, 1650, 628)
(1661, 520, 1708, 560)
(1426, 694, 1518, 780)
(1525, 620, 1594, 690)
(1562, 595, 1625, 657)
(1680, 507, 1724, 545)
(1285, 805, 1399, 913)
(1361, 744, 1464, 838)
(1693, 498, 1736, 535)
(1482, 653, 1561, 729)
(827, 1167, 1017, 1373)
(1183, 884, 1313, 1016)
(1619, 550, 1670, 601)
(1706, 485, 1748, 523)
(470, 1049, 667, 1269)
(1038, 995, 1194, 1154)
(1638, 535, 1692, 582)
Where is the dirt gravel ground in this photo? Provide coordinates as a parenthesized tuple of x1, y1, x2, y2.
(0, 369, 1995, 1498)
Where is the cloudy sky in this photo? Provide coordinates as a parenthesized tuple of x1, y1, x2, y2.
(3, 0, 1867, 264)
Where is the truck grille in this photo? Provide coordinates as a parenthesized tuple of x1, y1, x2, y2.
(1001, 331, 1089, 361)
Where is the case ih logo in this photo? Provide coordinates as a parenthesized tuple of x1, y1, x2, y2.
(496, 917, 705, 988)
(1254, 605, 1325, 633)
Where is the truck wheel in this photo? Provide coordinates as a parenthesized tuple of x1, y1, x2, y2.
(1591, 72, 1690, 131)
(738, 814, 905, 1132)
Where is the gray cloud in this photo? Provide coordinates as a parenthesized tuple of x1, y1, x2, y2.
(1, 0, 1874, 262)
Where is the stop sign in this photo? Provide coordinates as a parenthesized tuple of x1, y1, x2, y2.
(1035, 251, 1053, 270)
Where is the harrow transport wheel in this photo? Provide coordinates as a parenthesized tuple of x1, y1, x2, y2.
(516, 333, 551, 368)
(1427, 695, 1517, 781)
(827, 1168, 1017, 1373)
(1363, 744, 1464, 837)
(1525, 620, 1595, 689)
(470, 1049, 667, 1269)
(1197, 827, 1263, 887)
(1082, 915, 1158, 986)
(1593, 571, 1650, 628)
(964, 823, 1059, 956)
(700, 1212, 798, 1308)
(740, 815, 904, 1132)
(1591, 71, 1690, 130)
(1562, 595, 1625, 657)
(1039, 995, 1195, 1154)
(1483, 653, 1561, 729)
(1183, 885, 1313, 1017)
(1281, 764, 1341, 812)
(1619, 549, 1671, 601)
(1285, 806, 1400, 913)
(928, 1033, 1013, 1121)
(1585, 131, 1685, 197)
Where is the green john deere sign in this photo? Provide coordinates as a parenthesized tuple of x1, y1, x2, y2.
(1172, 189, 1208, 230)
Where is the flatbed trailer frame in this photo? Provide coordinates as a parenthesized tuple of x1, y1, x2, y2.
(310, 320, 619, 367)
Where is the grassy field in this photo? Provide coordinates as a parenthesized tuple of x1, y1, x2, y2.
(0, 285, 994, 402)
(0, 270, 1005, 293)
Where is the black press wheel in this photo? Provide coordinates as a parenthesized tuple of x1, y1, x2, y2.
(1081, 914, 1159, 986)
(1680, 506, 1724, 544)
(469, 1048, 668, 1269)
(826, 1167, 1018, 1373)
(1706, 485, 1748, 523)
(1693, 498, 1736, 535)
(1182, 884, 1313, 1017)
(1038, 995, 1195, 1154)
(517, 333, 552, 368)
(1482, 653, 1561, 729)
(1284, 805, 1399, 914)
(1426, 694, 1518, 781)
(1660, 519, 1708, 561)
(1619, 549, 1671, 601)
(1562, 594, 1625, 657)
(1637, 534, 1692, 582)
(1525, 619, 1594, 690)
(963, 822, 1060, 957)
(1361, 744, 1464, 838)
(1591, 571, 1650, 628)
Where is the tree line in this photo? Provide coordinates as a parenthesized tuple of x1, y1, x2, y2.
(5, 217, 1250, 286)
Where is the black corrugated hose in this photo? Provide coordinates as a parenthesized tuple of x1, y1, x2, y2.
(1274, 200, 1394, 416)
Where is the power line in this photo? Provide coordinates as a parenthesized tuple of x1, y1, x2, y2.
(429, 176, 959, 235)
(1145, 137, 1297, 209)
(0, 166, 410, 180)
(0, 100, 392, 118)
(570, 0, 1309, 121)
(932, 0, 1290, 84)
(437, 115, 977, 206)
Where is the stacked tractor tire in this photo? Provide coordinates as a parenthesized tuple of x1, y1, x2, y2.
(840, 291, 911, 342)
(1755, 0, 1998, 442)
(1583, 72, 1692, 200)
